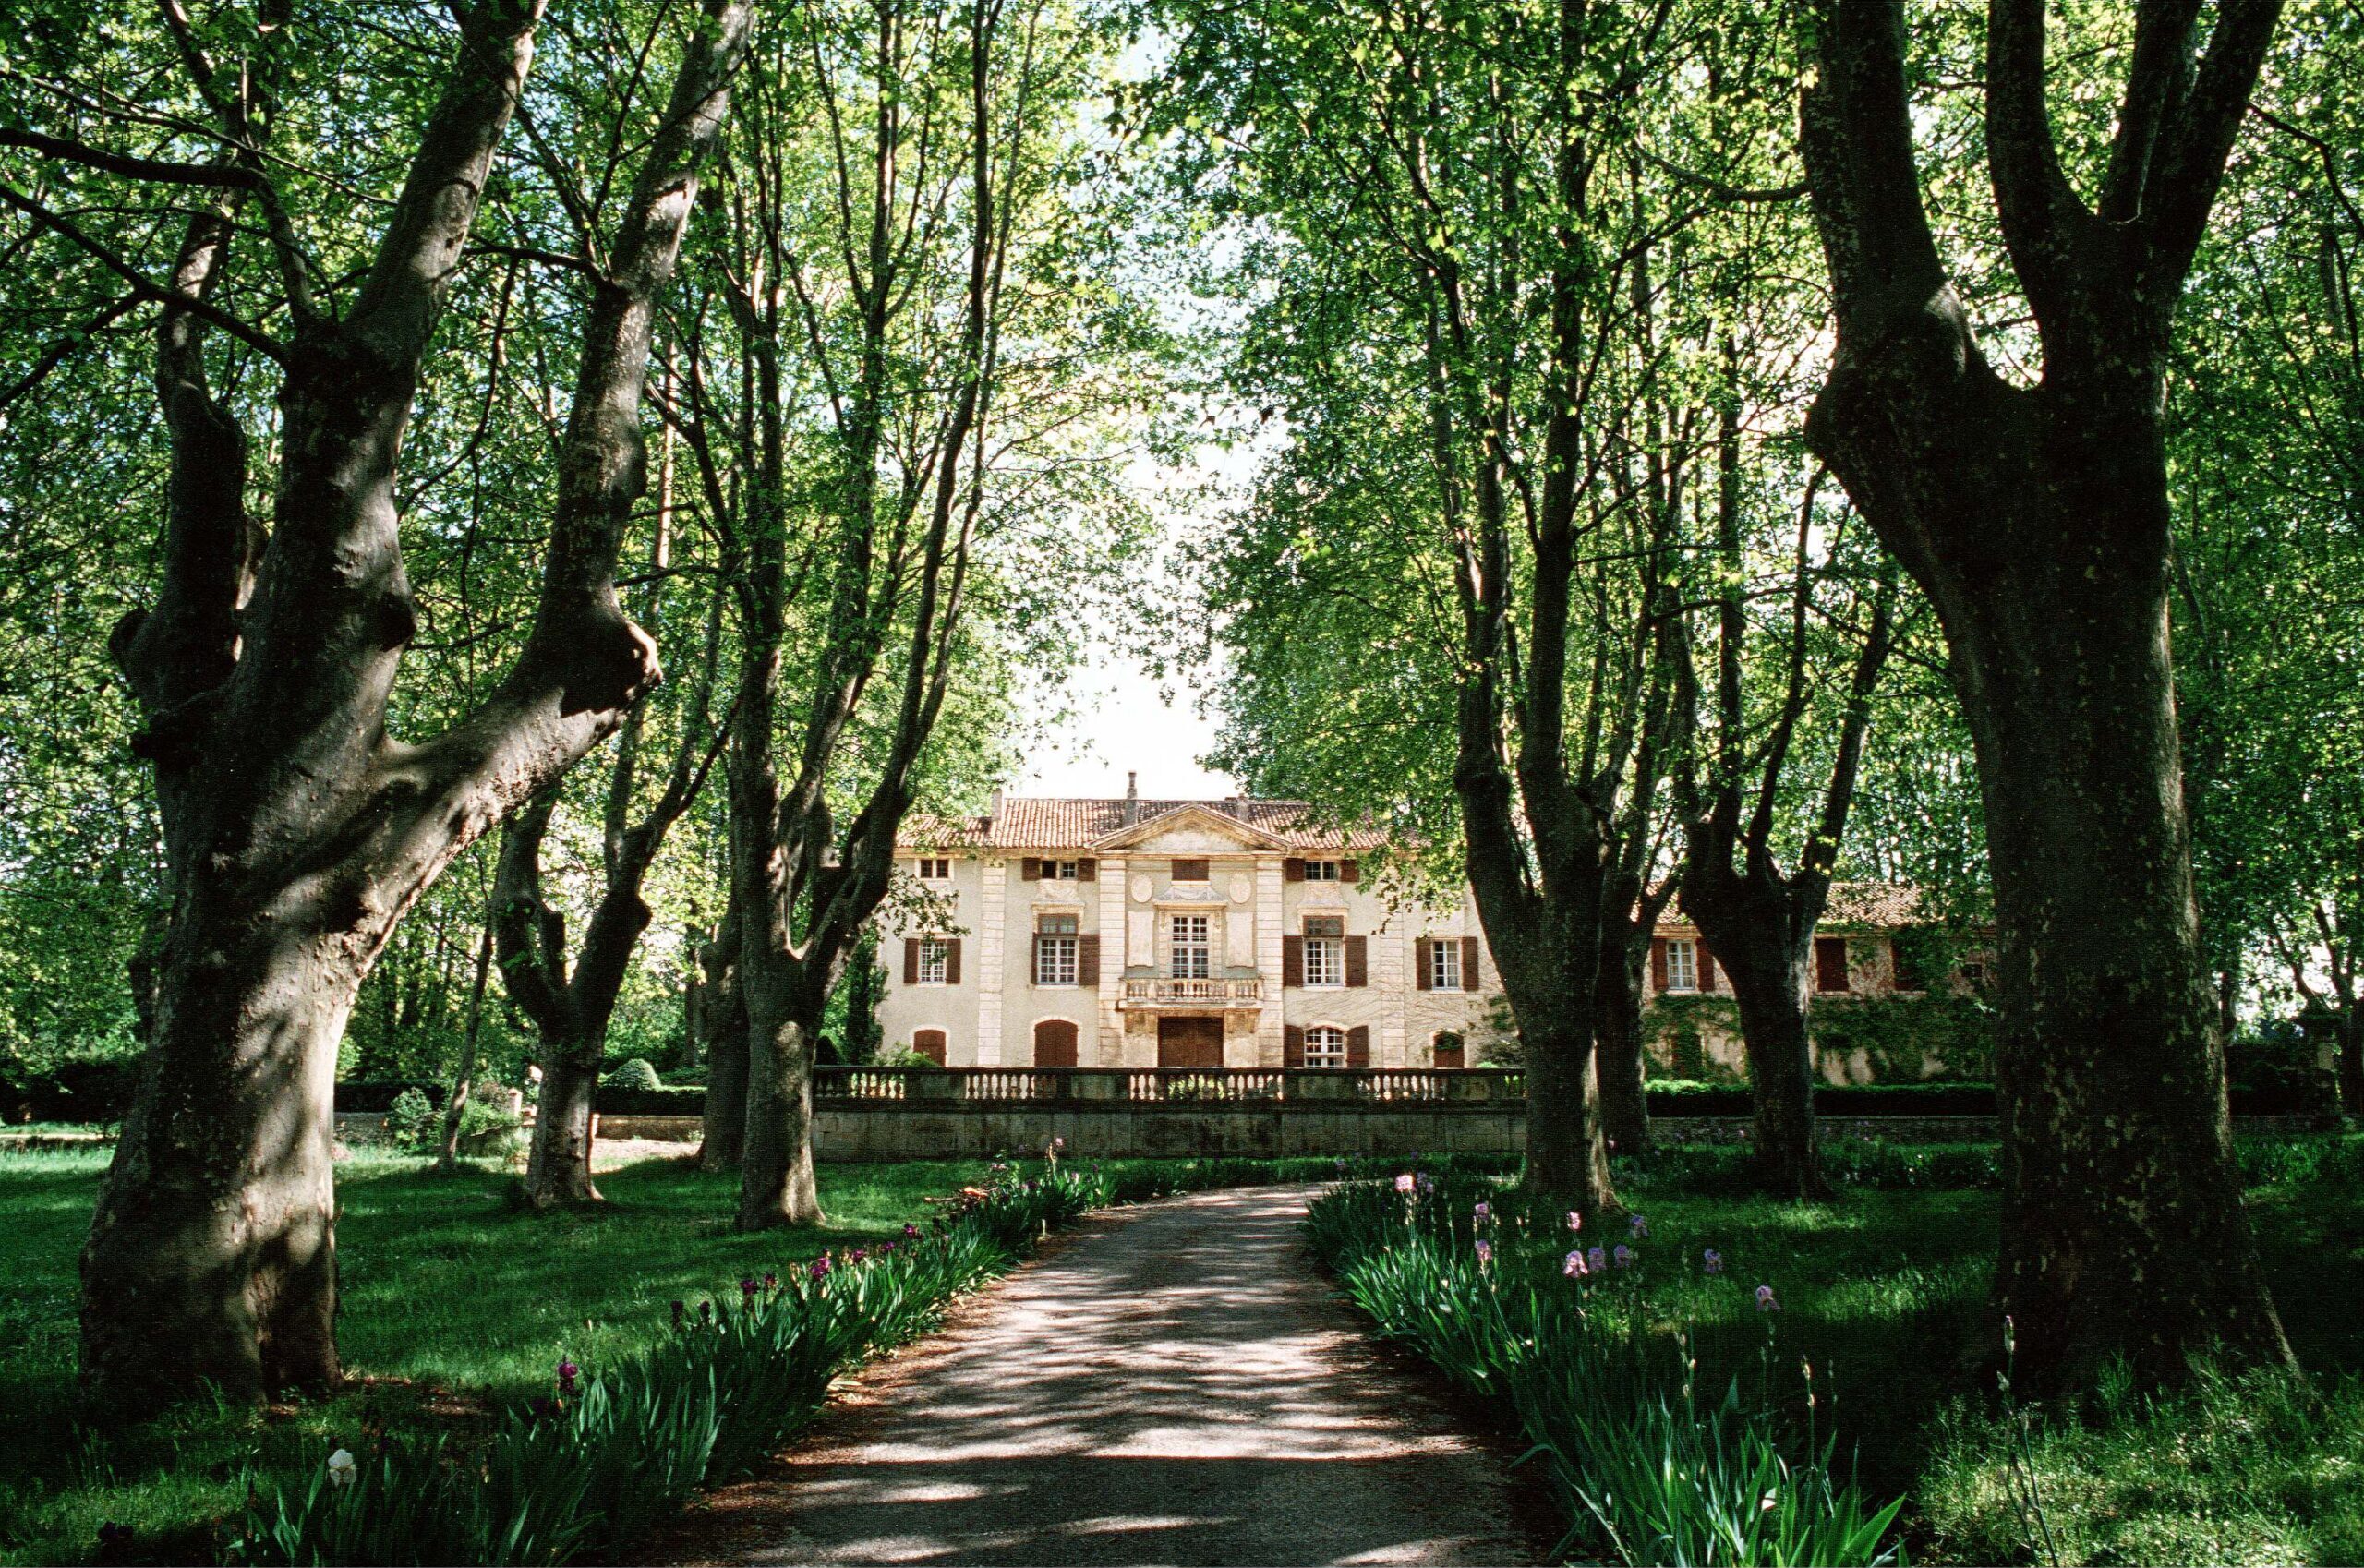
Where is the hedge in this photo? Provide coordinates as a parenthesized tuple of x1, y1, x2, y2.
(1645, 1080, 2330, 1118)
(334, 1080, 448, 1114)
(594, 1084, 706, 1116)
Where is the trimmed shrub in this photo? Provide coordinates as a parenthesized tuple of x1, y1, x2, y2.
(383, 1088, 437, 1148)
(601, 1058, 662, 1093)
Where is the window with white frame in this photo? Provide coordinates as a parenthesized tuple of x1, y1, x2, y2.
(917, 936, 952, 984)
(1047, 859, 1079, 880)
(1664, 937, 1698, 993)
(1303, 859, 1341, 881)
(1429, 937, 1463, 991)
(1304, 1025, 1347, 1067)
(1169, 914, 1211, 980)
(915, 856, 953, 882)
(1304, 915, 1345, 986)
(1036, 913, 1079, 985)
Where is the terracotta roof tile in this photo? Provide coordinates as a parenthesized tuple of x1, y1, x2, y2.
(899, 796, 1388, 853)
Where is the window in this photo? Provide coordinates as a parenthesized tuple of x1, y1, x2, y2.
(1170, 857, 1210, 882)
(1169, 914, 1210, 980)
(915, 856, 953, 881)
(912, 1028, 947, 1066)
(1815, 936, 1852, 994)
(1428, 937, 1463, 991)
(1960, 959, 1990, 991)
(1304, 915, 1345, 986)
(1036, 914, 1079, 985)
(1664, 937, 1698, 993)
(1431, 1030, 1466, 1070)
(1303, 859, 1340, 882)
(917, 937, 952, 985)
(1050, 860, 1079, 880)
(1303, 1025, 1347, 1067)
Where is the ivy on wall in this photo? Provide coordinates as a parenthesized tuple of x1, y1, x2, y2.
(1640, 993, 1995, 1083)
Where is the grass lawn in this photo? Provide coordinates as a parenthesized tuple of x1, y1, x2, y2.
(0, 1149, 997, 1565)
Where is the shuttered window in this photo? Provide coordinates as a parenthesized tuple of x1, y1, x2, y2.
(1303, 1025, 1348, 1067)
(1303, 915, 1344, 986)
(1664, 938, 1698, 993)
(1428, 938, 1462, 991)
(1035, 914, 1079, 985)
(1816, 936, 1852, 994)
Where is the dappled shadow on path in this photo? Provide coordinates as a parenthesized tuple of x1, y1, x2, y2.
(663, 1186, 1538, 1567)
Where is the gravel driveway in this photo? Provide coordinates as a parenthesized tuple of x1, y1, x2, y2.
(657, 1183, 1542, 1566)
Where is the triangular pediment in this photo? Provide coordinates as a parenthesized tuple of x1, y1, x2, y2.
(1091, 802, 1293, 852)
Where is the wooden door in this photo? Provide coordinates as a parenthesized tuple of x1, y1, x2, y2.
(1033, 1019, 1079, 1067)
(1156, 1015, 1224, 1068)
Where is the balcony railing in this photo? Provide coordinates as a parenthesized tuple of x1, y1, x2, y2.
(1118, 975, 1264, 1007)
(813, 1065, 1524, 1106)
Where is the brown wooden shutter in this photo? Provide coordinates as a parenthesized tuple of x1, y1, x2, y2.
(1816, 936, 1851, 993)
(912, 1028, 947, 1065)
(904, 937, 920, 984)
(1283, 857, 1306, 883)
(943, 937, 962, 986)
(1414, 937, 1432, 991)
(1340, 859, 1360, 883)
(1698, 944, 1718, 993)
(1346, 1025, 1370, 1067)
(1650, 937, 1668, 992)
(1345, 935, 1368, 987)
(1020, 856, 1041, 882)
(1282, 935, 1305, 988)
(1076, 858, 1096, 882)
(1284, 1025, 1306, 1067)
(1077, 934, 1099, 987)
(1461, 936, 1481, 991)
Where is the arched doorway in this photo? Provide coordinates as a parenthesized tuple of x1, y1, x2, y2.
(1032, 1019, 1079, 1067)
(912, 1028, 947, 1066)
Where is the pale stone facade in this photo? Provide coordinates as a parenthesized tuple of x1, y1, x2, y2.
(880, 791, 1509, 1069)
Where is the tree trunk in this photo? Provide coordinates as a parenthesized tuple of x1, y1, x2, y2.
(1707, 924, 1827, 1199)
(1520, 1017, 1616, 1203)
(435, 913, 495, 1171)
(80, 910, 359, 1405)
(698, 912, 747, 1171)
(523, 1024, 600, 1206)
(737, 971, 826, 1229)
(1794, 0, 2291, 1390)
(1594, 934, 1651, 1157)
(2337, 1006, 2362, 1119)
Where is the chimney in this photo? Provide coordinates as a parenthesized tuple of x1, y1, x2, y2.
(1125, 770, 1139, 825)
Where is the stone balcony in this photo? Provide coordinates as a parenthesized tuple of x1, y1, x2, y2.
(1118, 973, 1265, 1008)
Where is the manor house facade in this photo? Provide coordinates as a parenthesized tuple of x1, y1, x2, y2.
(880, 787, 1502, 1070)
(881, 787, 1984, 1080)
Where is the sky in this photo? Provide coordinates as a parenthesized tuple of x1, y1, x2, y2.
(1008, 647, 1236, 800)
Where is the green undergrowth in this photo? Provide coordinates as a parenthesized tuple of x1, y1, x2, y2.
(1307, 1172, 1910, 1565)
(0, 1149, 1379, 1566)
(1320, 1134, 2364, 1566)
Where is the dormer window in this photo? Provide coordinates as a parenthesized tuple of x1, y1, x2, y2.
(916, 856, 953, 882)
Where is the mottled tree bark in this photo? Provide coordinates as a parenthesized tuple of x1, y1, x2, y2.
(78, 0, 751, 1410)
(697, 903, 748, 1171)
(1796, 0, 2291, 1384)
